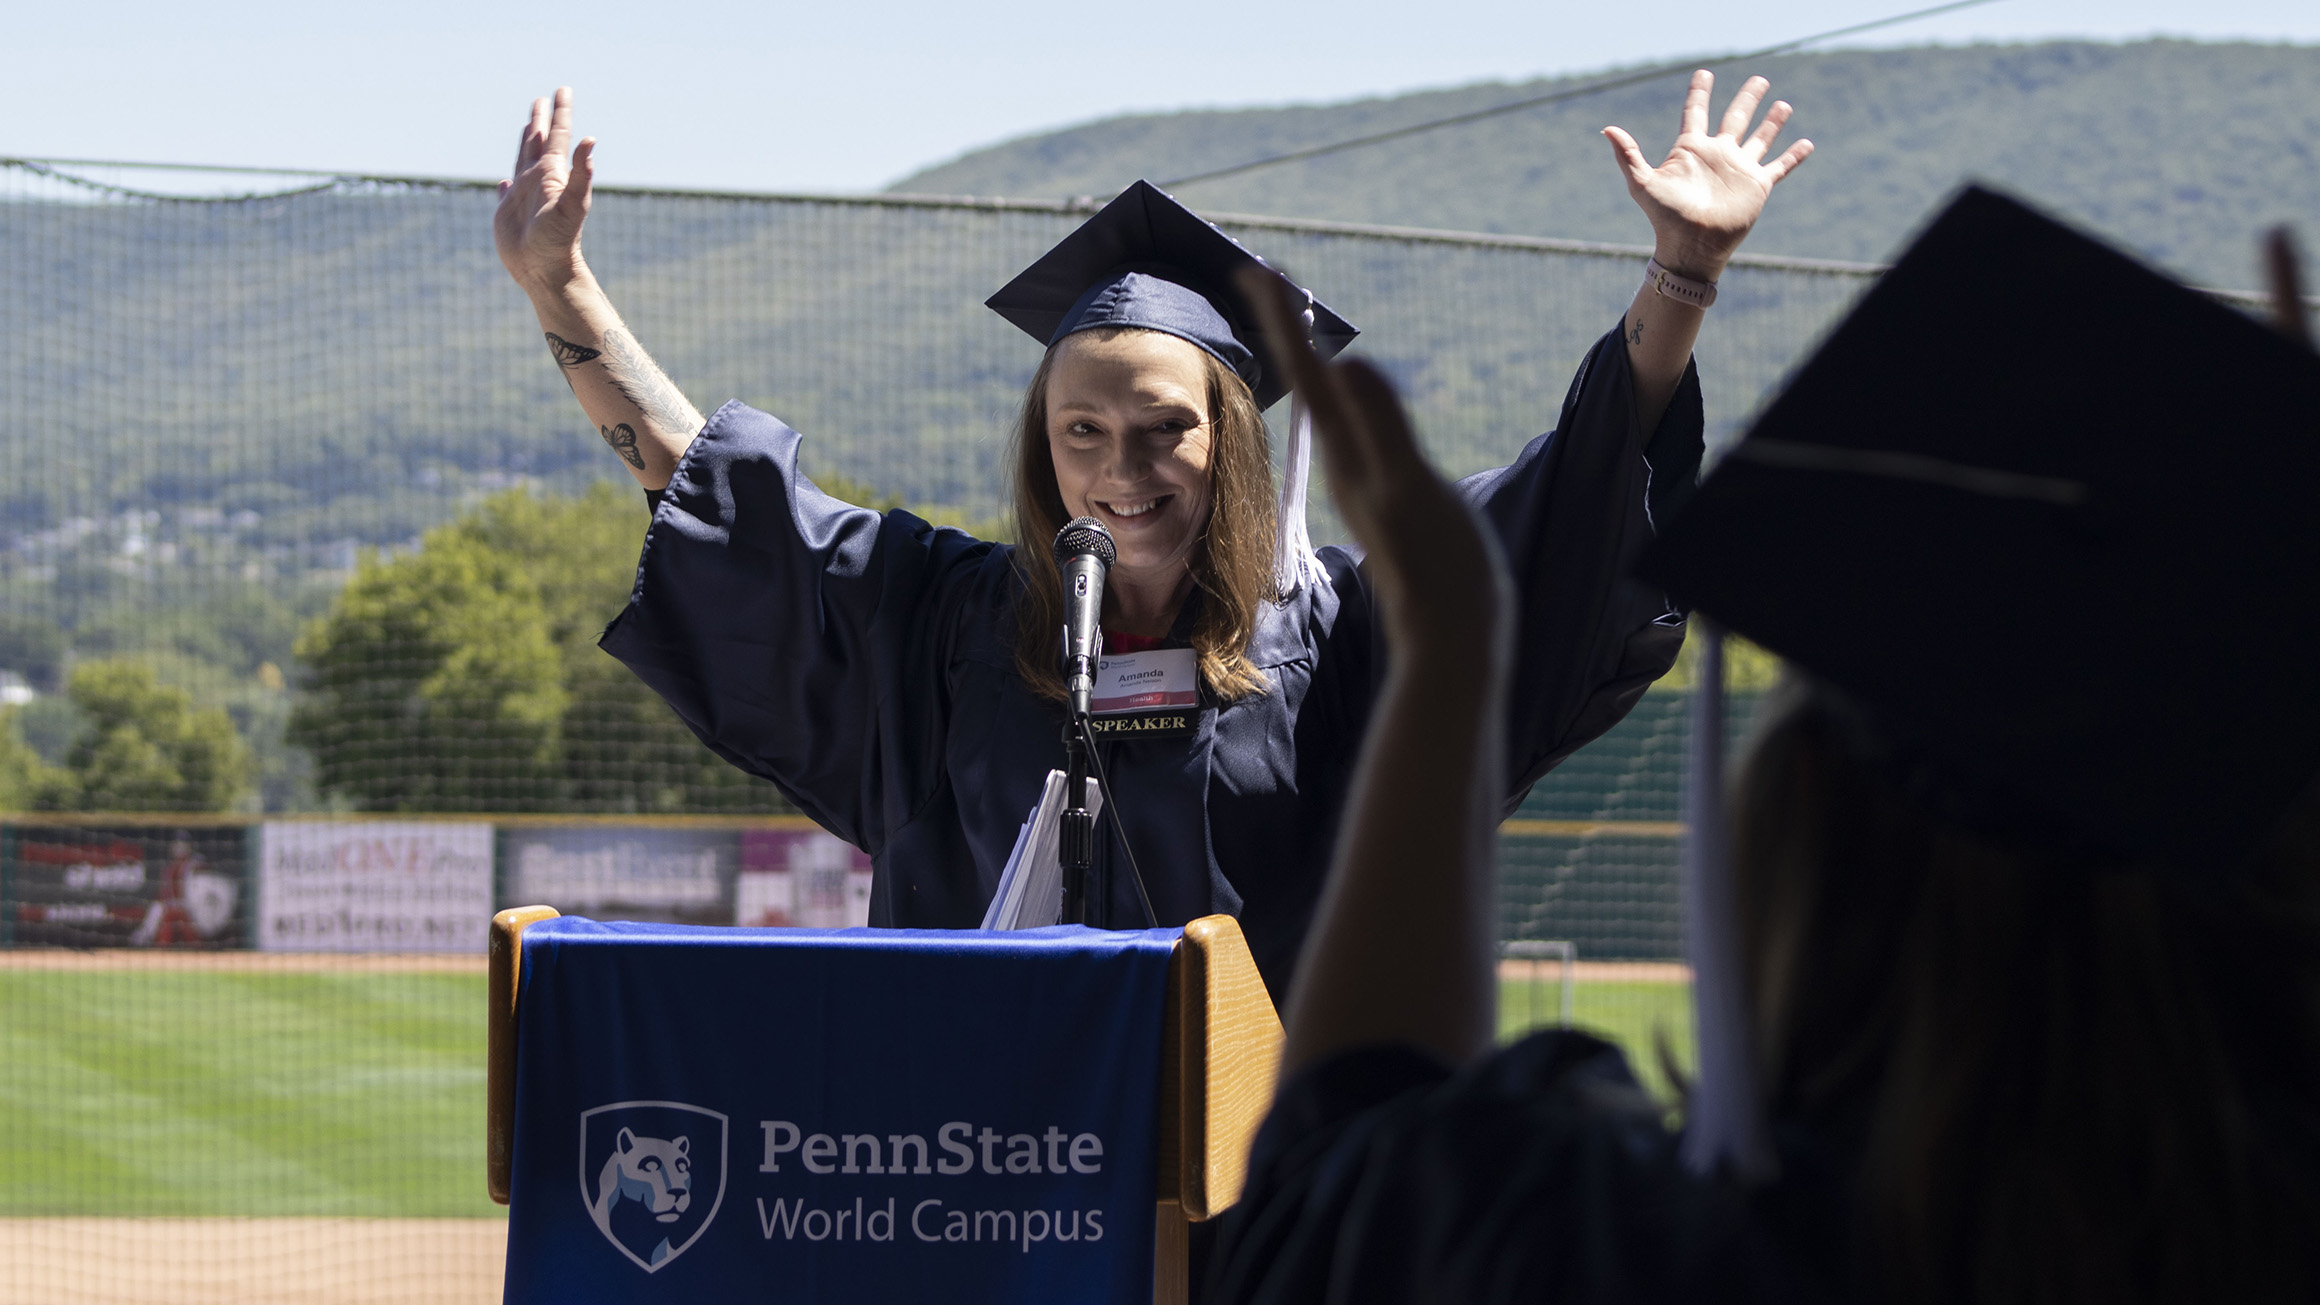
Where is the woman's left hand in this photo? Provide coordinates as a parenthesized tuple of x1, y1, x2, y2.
(1604, 70, 1813, 281)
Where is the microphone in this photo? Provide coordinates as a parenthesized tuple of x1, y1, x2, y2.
(1052, 517, 1115, 720)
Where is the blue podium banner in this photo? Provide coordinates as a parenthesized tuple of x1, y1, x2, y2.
(503, 918, 1179, 1303)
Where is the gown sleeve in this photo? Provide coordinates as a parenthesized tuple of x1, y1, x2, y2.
(597, 400, 1003, 854)
(1460, 322, 1704, 811)
(1204, 1033, 1818, 1305)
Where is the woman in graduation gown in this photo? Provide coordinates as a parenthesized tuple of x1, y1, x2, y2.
(490, 73, 1813, 994)
(1206, 196, 2320, 1304)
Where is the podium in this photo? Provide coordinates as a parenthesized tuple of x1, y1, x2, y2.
(488, 907, 1282, 1303)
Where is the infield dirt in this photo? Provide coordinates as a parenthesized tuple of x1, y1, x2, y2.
(0, 1218, 504, 1304)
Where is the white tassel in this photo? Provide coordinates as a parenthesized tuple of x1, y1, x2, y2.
(1273, 295, 1325, 597)
(1677, 622, 1776, 1182)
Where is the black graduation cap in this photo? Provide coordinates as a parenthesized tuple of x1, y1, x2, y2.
(986, 180, 1358, 410)
(1638, 186, 2320, 872)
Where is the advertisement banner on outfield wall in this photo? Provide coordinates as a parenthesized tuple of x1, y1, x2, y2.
(734, 828, 873, 928)
(500, 826, 737, 926)
(4, 824, 248, 948)
(255, 821, 496, 952)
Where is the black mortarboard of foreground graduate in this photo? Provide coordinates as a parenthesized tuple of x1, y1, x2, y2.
(1640, 186, 2320, 873)
(986, 180, 1359, 412)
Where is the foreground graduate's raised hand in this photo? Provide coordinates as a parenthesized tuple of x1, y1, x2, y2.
(495, 88, 596, 293)
(1604, 71, 1813, 280)
(1238, 269, 1511, 656)
(2266, 227, 2314, 349)
(1242, 267, 1510, 1074)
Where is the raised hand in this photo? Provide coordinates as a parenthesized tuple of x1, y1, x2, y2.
(491, 87, 704, 487)
(1238, 266, 1511, 1073)
(495, 87, 596, 293)
(1603, 70, 1813, 280)
(1237, 268, 1511, 658)
(2266, 227, 2313, 349)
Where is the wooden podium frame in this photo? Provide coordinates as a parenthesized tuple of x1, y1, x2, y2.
(487, 908, 1282, 1304)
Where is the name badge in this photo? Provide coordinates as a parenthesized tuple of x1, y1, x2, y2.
(1091, 647, 1198, 715)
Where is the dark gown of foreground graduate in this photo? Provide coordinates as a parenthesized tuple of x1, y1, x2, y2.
(599, 322, 1700, 995)
(1205, 1033, 1856, 1305)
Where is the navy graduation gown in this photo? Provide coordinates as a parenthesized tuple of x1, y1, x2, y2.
(598, 322, 1701, 996)
(1204, 1034, 1854, 1304)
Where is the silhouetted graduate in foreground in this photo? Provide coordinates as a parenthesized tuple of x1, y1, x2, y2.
(1211, 192, 2320, 1305)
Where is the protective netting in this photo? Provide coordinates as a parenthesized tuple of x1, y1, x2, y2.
(0, 160, 1913, 1300)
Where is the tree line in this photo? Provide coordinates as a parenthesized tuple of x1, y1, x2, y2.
(288, 481, 791, 813)
(1, 484, 766, 812)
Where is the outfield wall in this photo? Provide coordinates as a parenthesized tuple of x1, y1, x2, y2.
(1, 804, 1705, 958)
(0, 816, 875, 951)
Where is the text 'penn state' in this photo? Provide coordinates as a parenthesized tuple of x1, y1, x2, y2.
(761, 1121, 1104, 1177)
(755, 1121, 1109, 1253)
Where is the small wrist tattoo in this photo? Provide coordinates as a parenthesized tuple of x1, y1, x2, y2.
(546, 331, 602, 368)
(600, 423, 646, 470)
(1626, 318, 1646, 345)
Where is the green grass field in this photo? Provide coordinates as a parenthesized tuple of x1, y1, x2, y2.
(0, 967, 1692, 1218)
(0, 969, 496, 1218)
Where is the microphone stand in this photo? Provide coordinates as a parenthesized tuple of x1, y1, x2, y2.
(1059, 711, 1098, 927)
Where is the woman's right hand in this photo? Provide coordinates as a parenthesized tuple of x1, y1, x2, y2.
(494, 87, 596, 295)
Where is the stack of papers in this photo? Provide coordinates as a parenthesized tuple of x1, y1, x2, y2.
(979, 769, 1102, 930)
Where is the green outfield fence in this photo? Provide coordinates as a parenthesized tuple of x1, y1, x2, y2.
(1, 158, 2287, 1302)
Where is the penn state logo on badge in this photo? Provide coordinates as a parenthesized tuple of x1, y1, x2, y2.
(579, 1100, 729, 1272)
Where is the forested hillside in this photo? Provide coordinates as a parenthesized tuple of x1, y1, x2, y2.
(894, 40, 2320, 289)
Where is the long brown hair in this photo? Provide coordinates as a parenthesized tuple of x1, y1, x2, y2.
(1729, 678, 2320, 1305)
(1010, 331, 1277, 703)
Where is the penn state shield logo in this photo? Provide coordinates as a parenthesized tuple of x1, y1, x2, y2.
(578, 1101, 728, 1273)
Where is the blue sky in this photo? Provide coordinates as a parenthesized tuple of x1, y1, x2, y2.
(8, 0, 2317, 193)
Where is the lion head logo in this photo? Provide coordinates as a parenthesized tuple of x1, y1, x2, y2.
(596, 1127, 692, 1223)
(578, 1101, 727, 1273)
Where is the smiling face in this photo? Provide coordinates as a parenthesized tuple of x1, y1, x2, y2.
(1010, 325, 1278, 700)
(1044, 328, 1217, 584)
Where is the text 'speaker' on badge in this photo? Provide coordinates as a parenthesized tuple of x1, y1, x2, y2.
(1087, 648, 1197, 739)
